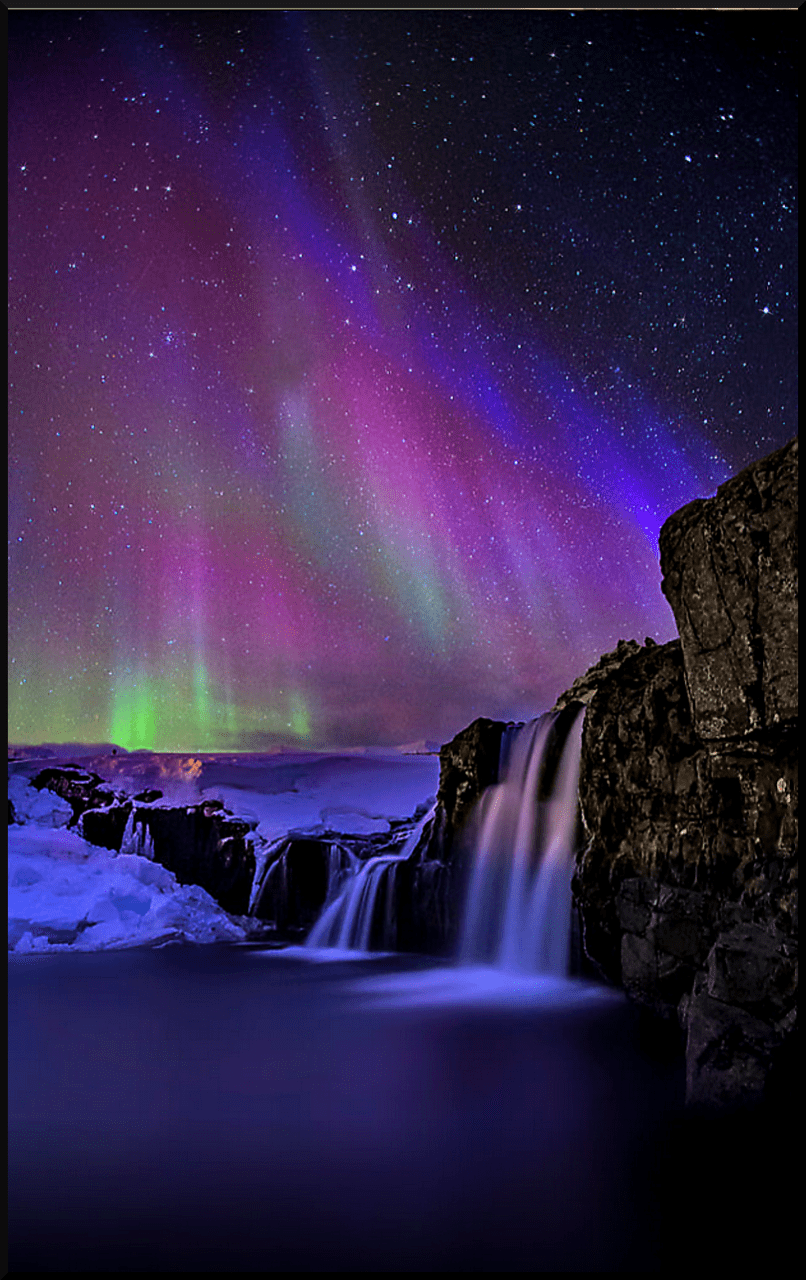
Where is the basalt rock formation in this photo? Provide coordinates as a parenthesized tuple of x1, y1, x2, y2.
(131, 802, 257, 917)
(659, 437, 797, 741)
(434, 717, 507, 859)
(574, 439, 797, 1108)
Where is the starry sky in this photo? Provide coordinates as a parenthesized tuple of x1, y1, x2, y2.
(8, 9, 798, 752)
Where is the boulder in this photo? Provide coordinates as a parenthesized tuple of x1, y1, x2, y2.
(31, 766, 129, 826)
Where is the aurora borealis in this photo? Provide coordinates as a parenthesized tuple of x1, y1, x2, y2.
(8, 10, 797, 751)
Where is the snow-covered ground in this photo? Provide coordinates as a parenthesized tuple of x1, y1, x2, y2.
(7, 749, 440, 955)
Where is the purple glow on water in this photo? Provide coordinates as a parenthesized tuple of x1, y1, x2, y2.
(8, 945, 683, 1271)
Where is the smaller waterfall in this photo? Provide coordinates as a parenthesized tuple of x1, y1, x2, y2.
(458, 707, 584, 975)
(250, 837, 359, 926)
(323, 841, 361, 906)
(305, 853, 400, 950)
(248, 834, 289, 915)
(306, 805, 435, 951)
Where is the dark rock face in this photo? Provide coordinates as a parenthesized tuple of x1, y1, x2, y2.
(253, 838, 337, 935)
(401, 717, 507, 954)
(31, 766, 128, 826)
(574, 440, 797, 1108)
(659, 437, 797, 741)
(551, 638, 644, 712)
(134, 806, 256, 917)
(395, 854, 456, 957)
(435, 717, 506, 860)
(81, 803, 133, 852)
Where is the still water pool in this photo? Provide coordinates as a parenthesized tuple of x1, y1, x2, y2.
(9, 944, 708, 1271)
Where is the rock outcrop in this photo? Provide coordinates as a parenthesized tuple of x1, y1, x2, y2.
(573, 439, 797, 1108)
(132, 802, 257, 917)
(418, 439, 797, 1108)
(434, 717, 507, 858)
(31, 765, 129, 828)
(29, 767, 258, 918)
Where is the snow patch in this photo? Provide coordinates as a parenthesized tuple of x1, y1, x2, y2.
(8, 773, 73, 827)
(7, 779, 247, 954)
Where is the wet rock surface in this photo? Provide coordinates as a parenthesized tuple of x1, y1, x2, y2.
(128, 805, 257, 917)
(434, 717, 507, 859)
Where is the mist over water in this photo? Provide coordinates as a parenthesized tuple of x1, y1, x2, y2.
(9, 945, 682, 1272)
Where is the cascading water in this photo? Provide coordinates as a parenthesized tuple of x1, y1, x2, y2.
(249, 837, 360, 927)
(306, 805, 436, 951)
(458, 707, 585, 975)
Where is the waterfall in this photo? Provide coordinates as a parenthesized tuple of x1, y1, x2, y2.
(306, 805, 436, 951)
(250, 838, 360, 926)
(458, 707, 585, 975)
(305, 854, 400, 950)
(323, 841, 361, 905)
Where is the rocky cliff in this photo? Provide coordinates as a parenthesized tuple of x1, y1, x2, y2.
(570, 440, 797, 1107)
(424, 439, 798, 1108)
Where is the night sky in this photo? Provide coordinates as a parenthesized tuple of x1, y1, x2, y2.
(8, 10, 797, 752)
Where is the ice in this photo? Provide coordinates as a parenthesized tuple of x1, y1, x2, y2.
(22, 748, 441, 841)
(8, 778, 248, 954)
(198, 751, 440, 843)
